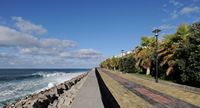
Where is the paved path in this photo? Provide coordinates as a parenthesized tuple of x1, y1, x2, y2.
(101, 69, 199, 108)
(70, 69, 104, 108)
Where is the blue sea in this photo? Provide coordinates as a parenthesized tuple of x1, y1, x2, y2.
(0, 69, 89, 107)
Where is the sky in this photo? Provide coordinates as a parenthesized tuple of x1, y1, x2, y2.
(0, 0, 200, 68)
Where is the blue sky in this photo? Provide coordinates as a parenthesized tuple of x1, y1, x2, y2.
(0, 0, 200, 68)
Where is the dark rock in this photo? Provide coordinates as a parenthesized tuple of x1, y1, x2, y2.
(46, 94, 58, 104)
(33, 98, 50, 108)
(56, 87, 64, 95)
(4, 73, 88, 108)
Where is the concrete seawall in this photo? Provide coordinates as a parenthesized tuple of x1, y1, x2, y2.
(95, 68, 120, 108)
(70, 68, 104, 108)
(70, 68, 119, 108)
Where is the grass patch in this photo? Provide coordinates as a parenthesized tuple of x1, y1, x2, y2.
(98, 69, 153, 108)
(107, 69, 200, 107)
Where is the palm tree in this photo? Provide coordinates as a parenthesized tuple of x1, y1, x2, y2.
(158, 40, 177, 76)
(158, 24, 191, 76)
(110, 57, 119, 70)
(176, 24, 190, 42)
(134, 36, 155, 75)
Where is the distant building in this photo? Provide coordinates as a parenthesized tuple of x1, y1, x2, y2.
(114, 50, 133, 58)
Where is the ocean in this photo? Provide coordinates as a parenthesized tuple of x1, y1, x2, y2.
(0, 68, 89, 107)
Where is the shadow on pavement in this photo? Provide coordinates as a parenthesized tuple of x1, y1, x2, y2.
(95, 68, 120, 108)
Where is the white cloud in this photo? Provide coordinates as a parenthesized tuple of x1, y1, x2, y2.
(73, 49, 103, 59)
(0, 25, 91, 59)
(193, 17, 200, 23)
(169, 0, 183, 7)
(59, 49, 105, 63)
(163, 0, 200, 21)
(165, 6, 200, 20)
(15, 48, 105, 67)
(20, 47, 104, 60)
(158, 24, 176, 30)
(0, 17, 104, 68)
(153, 24, 177, 36)
(0, 26, 39, 47)
(180, 6, 200, 15)
(41, 39, 76, 49)
(0, 25, 76, 56)
(12, 16, 47, 35)
(60, 52, 71, 57)
(19, 39, 76, 56)
(0, 25, 77, 57)
(170, 10, 178, 19)
(20, 47, 59, 56)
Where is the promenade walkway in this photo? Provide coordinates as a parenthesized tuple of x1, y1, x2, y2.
(70, 69, 104, 108)
(70, 68, 200, 108)
(98, 68, 200, 108)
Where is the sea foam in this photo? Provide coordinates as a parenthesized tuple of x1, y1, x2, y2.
(0, 71, 86, 107)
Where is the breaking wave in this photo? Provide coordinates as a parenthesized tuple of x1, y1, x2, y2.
(0, 70, 87, 107)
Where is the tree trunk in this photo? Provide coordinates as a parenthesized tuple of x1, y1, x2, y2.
(166, 66, 173, 76)
(146, 67, 151, 75)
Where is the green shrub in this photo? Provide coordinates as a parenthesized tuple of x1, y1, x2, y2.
(119, 54, 136, 73)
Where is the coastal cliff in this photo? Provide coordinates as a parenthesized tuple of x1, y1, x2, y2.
(4, 73, 88, 108)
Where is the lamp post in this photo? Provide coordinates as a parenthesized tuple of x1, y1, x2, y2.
(121, 50, 124, 73)
(152, 28, 161, 83)
(121, 50, 124, 57)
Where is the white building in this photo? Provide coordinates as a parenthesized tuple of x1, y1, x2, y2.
(114, 50, 133, 58)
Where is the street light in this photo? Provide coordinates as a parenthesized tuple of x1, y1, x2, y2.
(152, 28, 161, 83)
(121, 50, 125, 74)
(121, 50, 124, 57)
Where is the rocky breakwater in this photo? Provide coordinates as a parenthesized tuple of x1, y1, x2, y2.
(4, 72, 88, 108)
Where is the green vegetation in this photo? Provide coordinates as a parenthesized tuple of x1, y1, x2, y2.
(118, 54, 136, 73)
(100, 54, 136, 73)
(176, 22, 200, 86)
(100, 22, 200, 87)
